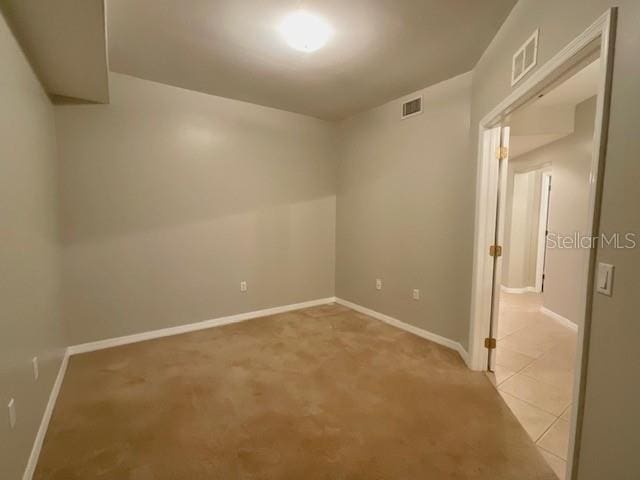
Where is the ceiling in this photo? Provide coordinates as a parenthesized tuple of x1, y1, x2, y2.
(1, 0, 109, 103)
(536, 59, 600, 108)
(107, 0, 516, 120)
(509, 59, 599, 158)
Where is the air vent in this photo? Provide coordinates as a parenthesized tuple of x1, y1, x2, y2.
(401, 96, 422, 119)
(511, 29, 539, 86)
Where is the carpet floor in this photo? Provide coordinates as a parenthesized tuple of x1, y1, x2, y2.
(35, 303, 556, 479)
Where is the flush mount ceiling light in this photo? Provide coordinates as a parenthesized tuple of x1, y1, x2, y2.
(278, 11, 332, 53)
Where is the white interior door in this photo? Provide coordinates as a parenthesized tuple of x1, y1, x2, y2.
(487, 126, 510, 371)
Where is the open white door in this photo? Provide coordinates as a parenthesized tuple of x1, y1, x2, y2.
(486, 126, 510, 371)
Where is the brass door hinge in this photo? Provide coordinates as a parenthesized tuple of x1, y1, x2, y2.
(497, 146, 509, 160)
(484, 337, 497, 350)
(489, 245, 502, 257)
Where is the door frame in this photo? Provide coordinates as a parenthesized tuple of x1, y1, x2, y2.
(486, 126, 510, 371)
(467, 8, 616, 480)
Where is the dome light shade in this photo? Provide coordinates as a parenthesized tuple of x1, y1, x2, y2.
(278, 11, 332, 53)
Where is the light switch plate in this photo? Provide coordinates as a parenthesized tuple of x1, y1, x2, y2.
(8, 398, 16, 429)
(32, 357, 39, 380)
(596, 263, 614, 296)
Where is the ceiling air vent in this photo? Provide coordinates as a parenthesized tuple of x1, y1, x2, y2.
(511, 29, 539, 86)
(401, 96, 422, 119)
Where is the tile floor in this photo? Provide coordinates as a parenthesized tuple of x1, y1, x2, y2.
(489, 292, 578, 480)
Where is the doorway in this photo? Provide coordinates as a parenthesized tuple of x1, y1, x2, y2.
(468, 9, 615, 480)
(493, 72, 599, 476)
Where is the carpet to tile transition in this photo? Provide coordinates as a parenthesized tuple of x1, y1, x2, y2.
(35, 304, 556, 479)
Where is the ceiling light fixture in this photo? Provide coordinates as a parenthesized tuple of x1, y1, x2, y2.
(278, 11, 332, 53)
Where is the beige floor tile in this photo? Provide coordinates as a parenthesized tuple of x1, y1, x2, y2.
(499, 373, 572, 416)
(499, 324, 572, 359)
(486, 369, 513, 388)
(521, 360, 575, 390)
(486, 371, 498, 387)
(539, 448, 567, 479)
(494, 364, 516, 385)
(526, 345, 576, 372)
(495, 292, 576, 473)
(535, 316, 575, 334)
(496, 322, 524, 340)
(496, 311, 530, 339)
(498, 332, 548, 358)
(538, 418, 571, 460)
(542, 341, 577, 366)
(495, 346, 536, 372)
(499, 391, 557, 441)
(500, 292, 543, 312)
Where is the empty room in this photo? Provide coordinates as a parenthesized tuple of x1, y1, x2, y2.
(1, 1, 638, 479)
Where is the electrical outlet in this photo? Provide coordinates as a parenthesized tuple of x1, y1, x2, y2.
(32, 356, 39, 380)
(8, 398, 16, 429)
(375, 279, 382, 290)
(240, 281, 247, 292)
(412, 289, 420, 300)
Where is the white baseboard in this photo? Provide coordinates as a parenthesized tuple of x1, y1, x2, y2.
(540, 306, 579, 331)
(67, 297, 337, 355)
(335, 297, 469, 367)
(501, 285, 539, 294)
(23, 350, 70, 480)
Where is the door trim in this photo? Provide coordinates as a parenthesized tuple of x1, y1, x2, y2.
(467, 8, 616, 480)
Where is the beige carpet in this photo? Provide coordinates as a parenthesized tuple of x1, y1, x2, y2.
(35, 303, 556, 479)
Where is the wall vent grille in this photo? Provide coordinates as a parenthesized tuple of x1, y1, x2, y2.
(401, 96, 422, 119)
(511, 29, 539, 86)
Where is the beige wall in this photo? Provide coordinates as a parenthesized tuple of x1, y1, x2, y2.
(516, 99, 595, 326)
(472, 1, 640, 477)
(0, 0, 110, 103)
(0, 13, 65, 480)
(336, 73, 474, 347)
(56, 73, 337, 345)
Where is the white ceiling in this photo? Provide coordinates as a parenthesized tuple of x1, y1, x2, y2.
(1, 0, 109, 103)
(509, 133, 569, 159)
(107, 0, 516, 120)
(509, 59, 599, 159)
(535, 59, 600, 108)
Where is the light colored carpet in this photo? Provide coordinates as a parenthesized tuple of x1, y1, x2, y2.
(35, 303, 556, 479)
